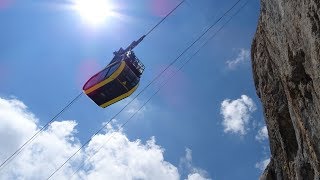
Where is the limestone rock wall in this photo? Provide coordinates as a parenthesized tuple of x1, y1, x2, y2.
(251, 0, 320, 179)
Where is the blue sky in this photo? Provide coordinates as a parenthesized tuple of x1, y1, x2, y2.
(0, 0, 270, 179)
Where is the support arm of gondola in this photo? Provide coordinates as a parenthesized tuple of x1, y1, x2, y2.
(124, 35, 146, 52)
(113, 35, 146, 55)
(111, 35, 146, 64)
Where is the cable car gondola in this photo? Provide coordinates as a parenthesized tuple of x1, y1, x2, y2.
(83, 36, 146, 108)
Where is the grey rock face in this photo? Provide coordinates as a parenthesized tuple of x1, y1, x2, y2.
(251, 0, 320, 179)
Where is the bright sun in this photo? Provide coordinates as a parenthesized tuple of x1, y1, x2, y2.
(73, 0, 113, 25)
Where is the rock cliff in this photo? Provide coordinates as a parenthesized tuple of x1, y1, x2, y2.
(251, 0, 320, 179)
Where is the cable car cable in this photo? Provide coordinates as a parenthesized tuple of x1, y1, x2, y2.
(124, 0, 252, 133)
(145, 0, 185, 37)
(43, 2, 187, 180)
(0, 92, 83, 172)
(0, 1, 186, 173)
(70, 1, 251, 177)
(46, 0, 243, 179)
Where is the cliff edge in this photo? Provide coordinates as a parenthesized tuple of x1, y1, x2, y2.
(251, 0, 320, 179)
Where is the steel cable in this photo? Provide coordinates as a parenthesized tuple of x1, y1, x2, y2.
(46, 0, 244, 179)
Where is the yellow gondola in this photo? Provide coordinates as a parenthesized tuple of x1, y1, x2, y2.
(83, 36, 145, 108)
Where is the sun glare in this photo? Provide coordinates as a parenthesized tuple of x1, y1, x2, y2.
(73, 0, 113, 25)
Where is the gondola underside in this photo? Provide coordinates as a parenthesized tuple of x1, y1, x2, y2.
(83, 61, 140, 108)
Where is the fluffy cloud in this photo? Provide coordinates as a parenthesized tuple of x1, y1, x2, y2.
(0, 98, 81, 180)
(81, 131, 179, 180)
(255, 158, 270, 171)
(255, 126, 269, 142)
(226, 49, 250, 69)
(180, 148, 211, 180)
(220, 95, 256, 135)
(0, 97, 207, 180)
(0, 98, 38, 163)
(187, 173, 211, 180)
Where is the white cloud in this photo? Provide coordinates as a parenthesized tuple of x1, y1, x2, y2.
(255, 158, 270, 171)
(220, 95, 256, 135)
(0, 98, 38, 163)
(187, 173, 211, 180)
(0, 97, 209, 180)
(0, 97, 82, 180)
(255, 126, 269, 142)
(226, 49, 250, 69)
(180, 148, 211, 180)
(82, 133, 179, 180)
